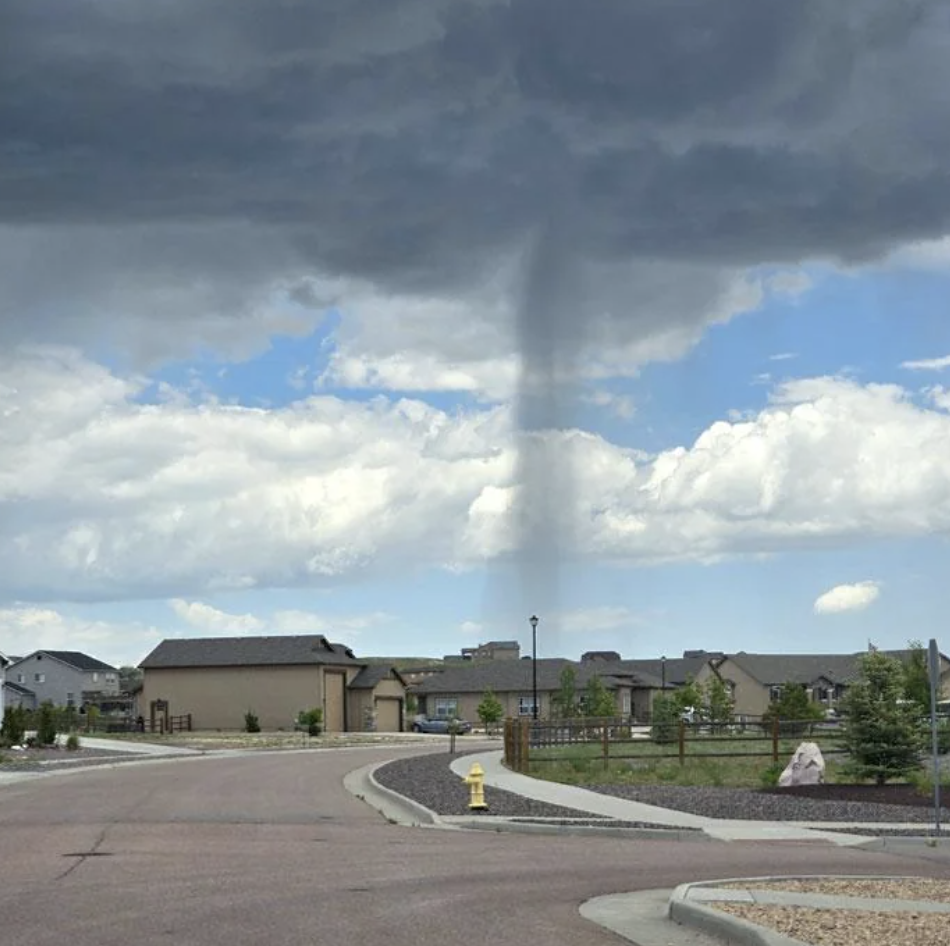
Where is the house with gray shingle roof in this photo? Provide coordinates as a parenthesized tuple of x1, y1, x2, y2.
(698, 649, 950, 718)
(6, 650, 120, 711)
(139, 635, 407, 732)
(410, 657, 663, 722)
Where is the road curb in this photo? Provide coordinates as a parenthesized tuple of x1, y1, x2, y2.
(343, 760, 442, 827)
(669, 882, 810, 946)
(445, 817, 712, 841)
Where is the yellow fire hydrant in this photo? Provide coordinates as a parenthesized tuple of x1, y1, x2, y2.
(464, 762, 488, 810)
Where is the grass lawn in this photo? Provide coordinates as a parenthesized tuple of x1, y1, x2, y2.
(526, 733, 848, 789)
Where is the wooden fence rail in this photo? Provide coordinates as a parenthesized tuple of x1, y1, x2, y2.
(503, 715, 844, 773)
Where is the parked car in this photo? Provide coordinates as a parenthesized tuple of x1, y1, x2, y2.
(411, 715, 472, 734)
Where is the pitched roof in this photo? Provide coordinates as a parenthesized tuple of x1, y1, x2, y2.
(612, 654, 711, 688)
(411, 658, 653, 694)
(2, 680, 34, 696)
(348, 666, 406, 690)
(139, 635, 363, 669)
(10, 650, 117, 673)
(718, 650, 927, 687)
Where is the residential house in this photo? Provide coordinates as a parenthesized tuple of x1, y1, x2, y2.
(410, 657, 661, 723)
(0, 651, 9, 718)
(698, 650, 950, 718)
(6, 651, 120, 711)
(459, 640, 521, 661)
(139, 635, 407, 732)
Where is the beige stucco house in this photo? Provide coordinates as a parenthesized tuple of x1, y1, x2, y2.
(139, 635, 406, 732)
(411, 657, 661, 723)
(699, 650, 950, 719)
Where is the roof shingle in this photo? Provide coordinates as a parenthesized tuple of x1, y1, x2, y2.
(139, 635, 362, 669)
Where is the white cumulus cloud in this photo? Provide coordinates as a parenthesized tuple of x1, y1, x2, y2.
(813, 581, 881, 615)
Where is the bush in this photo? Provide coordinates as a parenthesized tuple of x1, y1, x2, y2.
(36, 702, 58, 746)
(762, 682, 824, 738)
(759, 761, 785, 789)
(1, 706, 28, 746)
(650, 694, 680, 744)
(244, 710, 261, 733)
(297, 707, 322, 736)
(65, 733, 81, 751)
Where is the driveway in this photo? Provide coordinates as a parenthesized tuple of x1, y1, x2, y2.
(1, 747, 949, 946)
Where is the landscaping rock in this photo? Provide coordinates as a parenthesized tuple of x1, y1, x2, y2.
(778, 741, 825, 787)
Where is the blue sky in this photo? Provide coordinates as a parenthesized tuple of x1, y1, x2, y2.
(4, 250, 950, 668)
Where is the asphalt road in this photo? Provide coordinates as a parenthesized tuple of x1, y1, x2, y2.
(3, 747, 950, 946)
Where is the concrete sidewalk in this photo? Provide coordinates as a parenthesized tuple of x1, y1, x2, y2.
(449, 750, 887, 845)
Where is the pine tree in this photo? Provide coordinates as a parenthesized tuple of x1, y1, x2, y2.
(841, 651, 924, 785)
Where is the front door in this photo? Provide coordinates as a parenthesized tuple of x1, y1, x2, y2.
(324, 671, 346, 732)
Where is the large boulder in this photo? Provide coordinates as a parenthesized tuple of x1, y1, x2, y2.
(778, 741, 825, 787)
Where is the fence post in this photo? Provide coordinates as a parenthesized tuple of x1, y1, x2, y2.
(187, 713, 192, 732)
(519, 718, 530, 773)
(602, 722, 609, 771)
(678, 719, 686, 766)
(772, 715, 779, 763)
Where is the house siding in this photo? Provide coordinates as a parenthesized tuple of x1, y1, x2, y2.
(705, 659, 770, 717)
(141, 666, 328, 730)
(6, 654, 118, 708)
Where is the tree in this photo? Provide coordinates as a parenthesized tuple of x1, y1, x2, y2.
(0, 706, 27, 747)
(841, 651, 924, 785)
(902, 640, 931, 715)
(36, 701, 58, 746)
(550, 665, 580, 718)
(582, 675, 617, 718)
(650, 693, 680, 745)
(118, 666, 144, 693)
(671, 677, 706, 722)
(704, 676, 735, 731)
(476, 688, 504, 734)
(762, 682, 824, 737)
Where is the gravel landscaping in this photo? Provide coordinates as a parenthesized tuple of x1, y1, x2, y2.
(587, 783, 950, 823)
(374, 752, 605, 818)
(374, 751, 950, 830)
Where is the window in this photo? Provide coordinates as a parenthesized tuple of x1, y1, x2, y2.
(16, 673, 24, 684)
(105, 674, 116, 684)
(621, 691, 632, 715)
(769, 685, 782, 701)
(34, 673, 45, 684)
(433, 698, 458, 718)
(517, 695, 538, 717)
(92, 672, 99, 684)
(66, 693, 75, 707)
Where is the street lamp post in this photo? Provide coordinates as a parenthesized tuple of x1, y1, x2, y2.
(661, 655, 667, 691)
(530, 615, 539, 721)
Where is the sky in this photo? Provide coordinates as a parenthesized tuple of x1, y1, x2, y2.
(2, 1, 950, 668)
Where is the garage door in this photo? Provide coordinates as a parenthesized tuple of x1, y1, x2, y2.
(375, 697, 402, 733)
(324, 671, 346, 732)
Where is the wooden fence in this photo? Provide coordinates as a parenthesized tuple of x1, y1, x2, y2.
(503, 716, 844, 773)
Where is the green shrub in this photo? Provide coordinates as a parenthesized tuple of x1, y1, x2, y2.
(1, 706, 28, 746)
(244, 710, 261, 733)
(65, 733, 81, 751)
(759, 761, 785, 789)
(650, 695, 680, 745)
(297, 707, 323, 736)
(36, 702, 58, 746)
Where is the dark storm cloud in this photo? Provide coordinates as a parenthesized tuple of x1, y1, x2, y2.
(3, 0, 950, 297)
